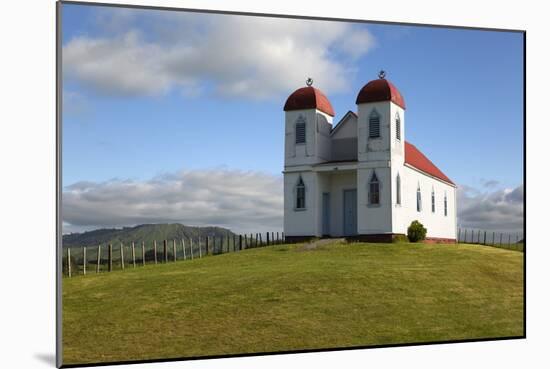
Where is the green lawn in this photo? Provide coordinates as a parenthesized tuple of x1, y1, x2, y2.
(62, 241, 524, 365)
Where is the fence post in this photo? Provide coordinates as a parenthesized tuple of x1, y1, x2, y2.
(282, 232, 285, 243)
(470, 229, 473, 244)
(142, 241, 145, 266)
(492, 232, 495, 245)
(267, 232, 270, 246)
(239, 234, 242, 251)
(163, 240, 168, 263)
(477, 230, 481, 244)
(67, 248, 71, 278)
(195, 237, 198, 259)
(96, 245, 101, 273)
(173, 239, 177, 262)
(132, 242, 136, 268)
(120, 243, 125, 270)
(108, 243, 113, 272)
(83, 246, 87, 276)
(206, 237, 209, 255)
(508, 234, 511, 245)
(154, 240, 158, 264)
(499, 233, 503, 246)
(483, 231, 487, 245)
(277, 232, 280, 244)
(182, 238, 186, 260)
(457, 228, 461, 242)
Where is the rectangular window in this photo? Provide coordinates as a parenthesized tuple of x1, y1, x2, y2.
(431, 192, 435, 213)
(296, 186, 305, 209)
(417, 189, 422, 212)
(444, 196, 448, 216)
(369, 116, 380, 138)
(295, 122, 306, 144)
(369, 182, 380, 205)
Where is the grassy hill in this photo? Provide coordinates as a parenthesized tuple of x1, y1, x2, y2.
(62, 223, 235, 248)
(62, 241, 524, 366)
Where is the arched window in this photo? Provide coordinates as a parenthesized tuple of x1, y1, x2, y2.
(395, 112, 401, 141)
(444, 192, 448, 216)
(417, 185, 422, 212)
(431, 188, 436, 213)
(369, 110, 380, 138)
(369, 172, 380, 205)
(295, 176, 306, 209)
(295, 117, 306, 144)
(396, 173, 401, 205)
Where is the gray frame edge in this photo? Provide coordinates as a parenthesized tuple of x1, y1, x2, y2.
(56, 1, 63, 367)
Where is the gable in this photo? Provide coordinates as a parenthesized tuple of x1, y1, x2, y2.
(331, 111, 357, 139)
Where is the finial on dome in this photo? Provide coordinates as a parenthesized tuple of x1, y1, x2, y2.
(306, 77, 313, 87)
(378, 70, 386, 79)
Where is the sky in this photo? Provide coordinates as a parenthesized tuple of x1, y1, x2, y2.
(61, 3, 524, 235)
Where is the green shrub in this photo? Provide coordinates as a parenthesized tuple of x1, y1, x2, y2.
(407, 220, 427, 242)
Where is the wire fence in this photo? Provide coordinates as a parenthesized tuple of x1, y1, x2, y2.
(62, 231, 285, 277)
(457, 228, 524, 252)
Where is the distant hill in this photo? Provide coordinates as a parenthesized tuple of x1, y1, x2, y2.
(62, 223, 236, 248)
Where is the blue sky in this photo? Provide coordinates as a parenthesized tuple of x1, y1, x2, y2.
(61, 3, 524, 234)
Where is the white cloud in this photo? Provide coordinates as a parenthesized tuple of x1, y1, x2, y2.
(62, 169, 283, 234)
(63, 11, 376, 99)
(457, 184, 524, 234)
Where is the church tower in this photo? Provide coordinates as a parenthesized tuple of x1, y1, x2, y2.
(355, 71, 406, 236)
(282, 79, 334, 239)
(283, 79, 334, 167)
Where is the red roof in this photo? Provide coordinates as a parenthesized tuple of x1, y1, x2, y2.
(356, 78, 406, 109)
(405, 141, 454, 185)
(284, 86, 335, 116)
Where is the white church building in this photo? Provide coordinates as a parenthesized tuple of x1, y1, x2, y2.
(282, 73, 457, 243)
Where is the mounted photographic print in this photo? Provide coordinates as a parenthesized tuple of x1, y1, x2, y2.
(57, 1, 525, 367)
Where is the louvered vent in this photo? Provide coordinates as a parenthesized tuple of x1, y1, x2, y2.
(295, 119, 306, 144)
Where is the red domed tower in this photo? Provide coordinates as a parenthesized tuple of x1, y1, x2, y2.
(284, 85, 335, 117)
(355, 71, 407, 235)
(283, 78, 335, 168)
(282, 79, 335, 240)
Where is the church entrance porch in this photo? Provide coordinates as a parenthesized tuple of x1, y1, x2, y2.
(317, 169, 357, 237)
